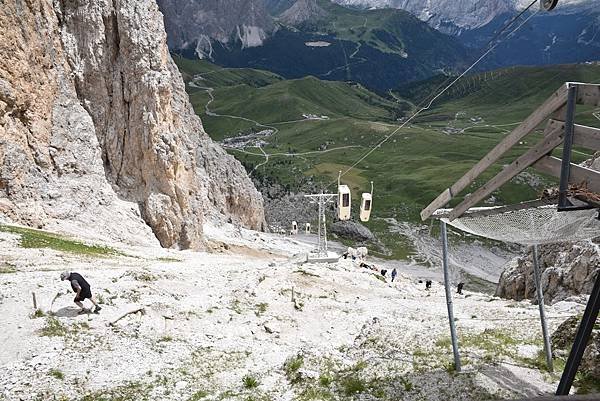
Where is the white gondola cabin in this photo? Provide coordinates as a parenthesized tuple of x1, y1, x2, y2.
(360, 181, 374, 222)
(338, 185, 351, 220)
(305, 223, 311, 234)
(291, 221, 298, 235)
(360, 193, 372, 222)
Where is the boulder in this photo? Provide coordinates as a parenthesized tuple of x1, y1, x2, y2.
(330, 220, 376, 242)
(551, 315, 600, 386)
(496, 242, 599, 304)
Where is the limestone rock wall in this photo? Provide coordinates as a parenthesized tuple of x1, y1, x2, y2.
(551, 315, 600, 386)
(0, 0, 264, 248)
(495, 242, 599, 304)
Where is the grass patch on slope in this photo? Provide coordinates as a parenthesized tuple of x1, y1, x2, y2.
(401, 64, 600, 126)
(174, 56, 283, 88)
(0, 224, 121, 257)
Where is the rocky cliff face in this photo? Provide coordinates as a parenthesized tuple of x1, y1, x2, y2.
(495, 242, 599, 304)
(332, 0, 514, 32)
(279, 0, 328, 25)
(0, 0, 264, 249)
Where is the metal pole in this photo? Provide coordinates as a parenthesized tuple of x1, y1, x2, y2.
(318, 195, 323, 255)
(556, 270, 600, 395)
(323, 201, 328, 255)
(532, 245, 553, 372)
(441, 221, 461, 372)
(558, 84, 577, 210)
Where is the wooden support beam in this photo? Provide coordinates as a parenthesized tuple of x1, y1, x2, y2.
(420, 189, 451, 222)
(572, 82, 600, 106)
(420, 85, 567, 221)
(573, 124, 600, 151)
(543, 119, 562, 136)
(551, 104, 567, 121)
(533, 156, 600, 194)
(546, 119, 600, 151)
(447, 125, 565, 221)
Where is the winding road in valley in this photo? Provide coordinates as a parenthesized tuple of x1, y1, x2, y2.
(188, 72, 367, 175)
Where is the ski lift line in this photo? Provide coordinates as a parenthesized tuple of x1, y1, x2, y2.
(485, 0, 540, 53)
(325, 8, 541, 191)
(409, 0, 540, 115)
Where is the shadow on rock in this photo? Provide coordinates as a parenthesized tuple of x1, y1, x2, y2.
(477, 363, 549, 398)
(51, 307, 83, 318)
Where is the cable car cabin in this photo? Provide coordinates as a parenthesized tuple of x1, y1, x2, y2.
(338, 185, 351, 220)
(305, 223, 311, 234)
(291, 221, 298, 235)
(360, 193, 372, 222)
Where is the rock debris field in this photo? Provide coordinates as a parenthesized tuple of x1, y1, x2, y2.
(0, 223, 587, 401)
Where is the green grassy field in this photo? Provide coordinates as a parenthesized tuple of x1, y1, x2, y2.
(175, 57, 600, 258)
(0, 225, 121, 257)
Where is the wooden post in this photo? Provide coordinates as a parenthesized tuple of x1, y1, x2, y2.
(32, 292, 37, 310)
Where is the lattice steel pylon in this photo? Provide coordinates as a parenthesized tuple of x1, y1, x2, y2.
(304, 193, 337, 257)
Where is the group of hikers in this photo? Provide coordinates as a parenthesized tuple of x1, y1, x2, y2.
(342, 247, 466, 294)
(357, 262, 398, 282)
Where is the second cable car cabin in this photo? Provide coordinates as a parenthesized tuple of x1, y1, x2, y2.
(360, 194, 372, 222)
(360, 181, 374, 222)
(338, 172, 374, 222)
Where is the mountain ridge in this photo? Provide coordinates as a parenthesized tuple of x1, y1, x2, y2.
(160, 0, 469, 92)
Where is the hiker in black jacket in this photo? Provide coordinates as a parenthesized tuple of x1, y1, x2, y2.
(60, 271, 102, 314)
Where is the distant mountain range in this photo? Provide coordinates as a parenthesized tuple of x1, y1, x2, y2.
(157, 0, 599, 92)
(159, 0, 469, 92)
(331, 0, 600, 67)
(331, 0, 594, 32)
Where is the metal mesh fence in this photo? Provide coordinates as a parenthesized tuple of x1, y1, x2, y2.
(434, 205, 600, 245)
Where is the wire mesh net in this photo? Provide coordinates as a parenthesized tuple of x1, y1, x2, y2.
(434, 203, 600, 245)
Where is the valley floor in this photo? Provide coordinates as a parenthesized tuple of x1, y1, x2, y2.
(0, 224, 586, 401)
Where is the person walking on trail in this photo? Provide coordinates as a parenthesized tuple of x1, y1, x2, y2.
(391, 268, 397, 282)
(60, 271, 101, 314)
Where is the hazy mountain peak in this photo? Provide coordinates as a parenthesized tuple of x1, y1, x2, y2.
(278, 0, 328, 24)
(332, 0, 596, 33)
(157, 0, 275, 58)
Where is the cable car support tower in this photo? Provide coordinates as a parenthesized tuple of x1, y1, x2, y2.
(304, 192, 338, 262)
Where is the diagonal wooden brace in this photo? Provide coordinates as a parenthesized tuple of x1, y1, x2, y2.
(420, 84, 568, 221)
(447, 124, 565, 221)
